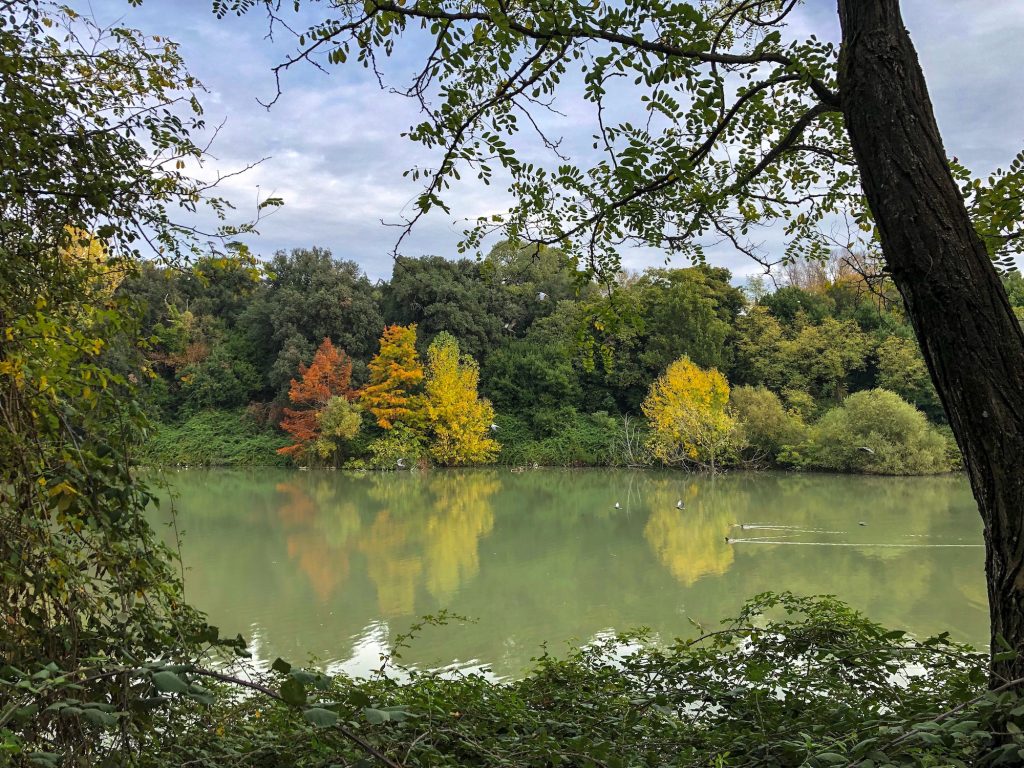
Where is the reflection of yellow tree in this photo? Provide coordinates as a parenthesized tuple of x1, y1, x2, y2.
(643, 482, 735, 586)
(422, 472, 498, 601)
(275, 470, 499, 615)
(359, 511, 423, 616)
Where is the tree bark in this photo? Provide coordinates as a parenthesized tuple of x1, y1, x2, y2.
(837, 0, 1024, 685)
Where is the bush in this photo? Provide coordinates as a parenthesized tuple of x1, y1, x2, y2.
(798, 389, 951, 475)
(21, 593, 1015, 768)
(362, 423, 429, 470)
(496, 409, 638, 466)
(138, 409, 290, 466)
(730, 385, 807, 465)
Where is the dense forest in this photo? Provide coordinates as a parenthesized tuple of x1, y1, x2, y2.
(127, 245, 1024, 474)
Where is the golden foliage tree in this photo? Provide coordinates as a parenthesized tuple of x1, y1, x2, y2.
(424, 332, 499, 466)
(360, 324, 426, 429)
(642, 356, 738, 471)
(278, 337, 359, 462)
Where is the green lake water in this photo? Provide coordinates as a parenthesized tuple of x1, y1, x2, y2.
(152, 468, 987, 678)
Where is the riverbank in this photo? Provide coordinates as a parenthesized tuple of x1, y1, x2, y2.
(140, 405, 962, 476)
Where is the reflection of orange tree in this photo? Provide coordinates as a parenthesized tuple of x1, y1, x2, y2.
(643, 481, 736, 586)
(274, 481, 361, 603)
(273, 471, 499, 615)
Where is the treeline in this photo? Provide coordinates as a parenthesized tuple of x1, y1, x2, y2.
(123, 244, 1024, 473)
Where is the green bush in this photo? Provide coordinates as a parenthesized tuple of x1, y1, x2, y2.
(730, 385, 807, 465)
(139, 409, 290, 466)
(21, 593, 1015, 768)
(496, 409, 642, 466)
(798, 389, 951, 475)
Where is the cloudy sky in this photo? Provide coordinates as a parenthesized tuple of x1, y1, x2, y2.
(87, 0, 1024, 281)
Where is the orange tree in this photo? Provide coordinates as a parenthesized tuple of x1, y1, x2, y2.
(360, 324, 426, 430)
(278, 337, 358, 462)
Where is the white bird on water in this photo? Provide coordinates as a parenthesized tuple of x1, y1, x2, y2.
(396, 458, 406, 469)
(676, 499, 685, 510)
(614, 502, 622, 510)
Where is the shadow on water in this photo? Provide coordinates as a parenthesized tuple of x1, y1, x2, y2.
(151, 468, 985, 678)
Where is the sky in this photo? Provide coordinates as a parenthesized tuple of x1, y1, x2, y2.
(85, 0, 1024, 282)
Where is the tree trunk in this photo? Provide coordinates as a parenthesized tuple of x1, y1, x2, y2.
(837, 0, 1024, 685)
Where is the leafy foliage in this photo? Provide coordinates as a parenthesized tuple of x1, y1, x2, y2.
(361, 324, 427, 430)
(795, 389, 953, 475)
(643, 356, 739, 470)
(424, 333, 500, 466)
(730, 384, 808, 466)
(139, 408, 291, 466)
(278, 337, 358, 463)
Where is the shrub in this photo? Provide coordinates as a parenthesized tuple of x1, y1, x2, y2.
(730, 385, 807, 465)
(496, 409, 635, 466)
(364, 423, 428, 470)
(799, 389, 951, 475)
(138, 409, 290, 466)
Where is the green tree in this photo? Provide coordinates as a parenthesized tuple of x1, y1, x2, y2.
(876, 334, 943, 421)
(480, 339, 580, 432)
(383, 255, 512, 362)
(239, 247, 383, 394)
(729, 385, 807, 466)
(799, 389, 951, 476)
(0, 2, 234, 758)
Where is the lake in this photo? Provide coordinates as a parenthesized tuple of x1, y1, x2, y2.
(151, 468, 987, 678)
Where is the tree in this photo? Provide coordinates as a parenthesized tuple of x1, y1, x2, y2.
(480, 338, 580, 431)
(360, 324, 426, 429)
(239, 247, 383, 394)
(383, 255, 511, 362)
(729, 385, 807, 466)
(876, 334, 943, 421)
(1, 2, 239, 757)
(642, 357, 738, 472)
(232, 0, 1024, 683)
(279, 337, 358, 462)
(424, 332, 500, 465)
(799, 389, 951, 475)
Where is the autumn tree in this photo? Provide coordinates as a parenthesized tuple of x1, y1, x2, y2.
(279, 337, 359, 463)
(360, 324, 426, 430)
(424, 332, 500, 466)
(642, 357, 738, 472)
(230, 0, 1024, 684)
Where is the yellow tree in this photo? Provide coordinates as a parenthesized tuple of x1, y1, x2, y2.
(360, 324, 426, 429)
(642, 356, 737, 472)
(424, 332, 499, 466)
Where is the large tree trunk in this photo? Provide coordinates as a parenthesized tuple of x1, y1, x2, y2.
(837, 0, 1024, 686)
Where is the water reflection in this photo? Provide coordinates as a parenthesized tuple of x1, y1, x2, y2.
(153, 469, 986, 677)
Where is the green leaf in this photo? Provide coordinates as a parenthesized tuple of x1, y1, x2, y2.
(363, 707, 390, 725)
(271, 657, 292, 675)
(303, 707, 339, 728)
(151, 671, 189, 694)
(82, 708, 118, 728)
(815, 753, 847, 765)
(280, 677, 307, 706)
